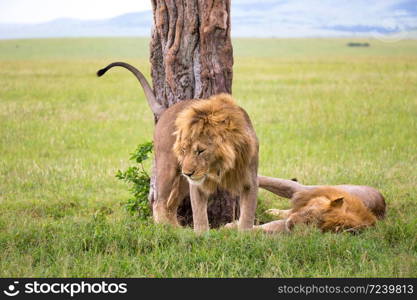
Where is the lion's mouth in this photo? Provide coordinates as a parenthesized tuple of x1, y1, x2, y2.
(187, 175, 206, 185)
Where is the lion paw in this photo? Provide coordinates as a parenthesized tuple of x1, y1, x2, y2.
(223, 221, 238, 229)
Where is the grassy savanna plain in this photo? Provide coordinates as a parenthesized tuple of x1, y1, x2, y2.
(0, 38, 416, 277)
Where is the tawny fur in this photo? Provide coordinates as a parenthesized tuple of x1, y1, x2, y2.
(173, 94, 256, 195)
(292, 187, 377, 232)
(258, 175, 386, 219)
(258, 187, 378, 234)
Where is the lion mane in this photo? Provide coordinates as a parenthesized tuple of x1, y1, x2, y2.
(173, 94, 257, 195)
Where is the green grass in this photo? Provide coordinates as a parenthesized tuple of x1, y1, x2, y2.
(0, 37, 416, 277)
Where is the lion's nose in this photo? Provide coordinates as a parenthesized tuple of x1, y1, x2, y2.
(183, 171, 195, 177)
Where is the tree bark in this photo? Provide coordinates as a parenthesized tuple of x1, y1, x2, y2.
(149, 0, 237, 228)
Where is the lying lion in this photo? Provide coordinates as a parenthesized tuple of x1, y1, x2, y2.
(256, 176, 386, 233)
(98, 62, 259, 233)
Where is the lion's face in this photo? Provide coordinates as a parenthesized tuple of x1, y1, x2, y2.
(288, 196, 336, 226)
(173, 94, 255, 189)
(293, 195, 344, 221)
(176, 139, 214, 185)
(175, 134, 236, 186)
(173, 94, 253, 190)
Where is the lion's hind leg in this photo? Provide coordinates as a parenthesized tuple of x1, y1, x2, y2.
(237, 177, 258, 231)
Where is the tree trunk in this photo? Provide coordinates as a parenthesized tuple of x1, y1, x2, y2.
(149, 0, 237, 228)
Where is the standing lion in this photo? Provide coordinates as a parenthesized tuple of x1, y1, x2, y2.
(98, 62, 259, 233)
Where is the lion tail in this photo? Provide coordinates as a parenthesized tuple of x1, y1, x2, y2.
(97, 62, 165, 118)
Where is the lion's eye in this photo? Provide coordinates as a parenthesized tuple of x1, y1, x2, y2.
(197, 149, 205, 155)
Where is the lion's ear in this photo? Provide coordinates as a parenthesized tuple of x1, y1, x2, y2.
(192, 107, 208, 118)
(331, 197, 344, 208)
(221, 118, 231, 127)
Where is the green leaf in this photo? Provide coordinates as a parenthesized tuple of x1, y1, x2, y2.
(116, 141, 153, 219)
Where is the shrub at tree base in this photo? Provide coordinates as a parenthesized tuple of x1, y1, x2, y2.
(116, 142, 153, 220)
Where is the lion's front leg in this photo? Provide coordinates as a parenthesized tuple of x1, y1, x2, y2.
(152, 158, 182, 227)
(265, 209, 292, 219)
(190, 184, 209, 233)
(254, 219, 289, 233)
(254, 213, 302, 234)
(238, 181, 258, 231)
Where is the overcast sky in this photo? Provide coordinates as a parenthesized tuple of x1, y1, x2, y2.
(0, 0, 152, 24)
(0, 0, 416, 39)
(1, 0, 416, 26)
